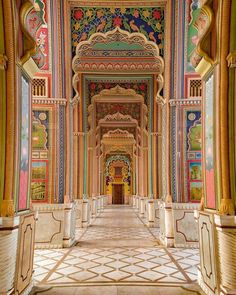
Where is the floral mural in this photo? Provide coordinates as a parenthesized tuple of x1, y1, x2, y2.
(71, 7, 165, 56)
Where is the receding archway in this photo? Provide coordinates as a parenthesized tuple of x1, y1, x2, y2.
(72, 27, 164, 199)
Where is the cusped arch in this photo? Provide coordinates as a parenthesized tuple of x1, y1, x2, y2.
(72, 27, 164, 101)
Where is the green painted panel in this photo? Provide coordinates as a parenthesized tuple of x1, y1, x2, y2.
(93, 41, 143, 51)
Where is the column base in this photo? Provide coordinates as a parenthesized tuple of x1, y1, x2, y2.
(198, 270, 217, 295)
(147, 221, 155, 228)
(215, 215, 236, 294)
(0, 212, 36, 295)
(195, 210, 219, 295)
(159, 200, 174, 247)
(74, 199, 83, 228)
(0, 216, 19, 294)
(172, 203, 200, 248)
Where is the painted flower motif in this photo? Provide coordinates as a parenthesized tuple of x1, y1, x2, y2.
(74, 9, 83, 20)
(156, 22, 162, 30)
(110, 7, 115, 14)
(74, 23, 80, 30)
(143, 10, 150, 18)
(153, 10, 161, 20)
(139, 84, 146, 91)
(90, 83, 96, 90)
(120, 7, 127, 14)
(133, 9, 139, 18)
(113, 16, 122, 27)
(97, 9, 104, 18)
(105, 83, 111, 89)
(86, 10, 93, 18)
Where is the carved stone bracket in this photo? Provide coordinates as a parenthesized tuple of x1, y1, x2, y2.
(70, 96, 80, 108)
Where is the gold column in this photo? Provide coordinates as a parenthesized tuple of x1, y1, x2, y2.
(1, 0, 15, 216)
(0, 0, 6, 215)
(165, 0, 173, 203)
(227, 0, 236, 210)
(219, 0, 235, 215)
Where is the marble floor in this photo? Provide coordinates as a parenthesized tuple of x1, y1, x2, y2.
(31, 205, 204, 294)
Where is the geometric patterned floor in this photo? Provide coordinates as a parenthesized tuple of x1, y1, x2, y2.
(33, 206, 200, 287)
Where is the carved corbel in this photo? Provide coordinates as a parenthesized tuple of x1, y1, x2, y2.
(156, 74, 164, 103)
(72, 73, 80, 103)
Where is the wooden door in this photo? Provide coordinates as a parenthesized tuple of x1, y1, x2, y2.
(112, 184, 124, 204)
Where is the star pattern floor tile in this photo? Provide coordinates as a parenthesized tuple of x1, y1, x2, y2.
(33, 205, 200, 286)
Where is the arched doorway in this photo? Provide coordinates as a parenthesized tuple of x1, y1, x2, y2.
(72, 27, 164, 199)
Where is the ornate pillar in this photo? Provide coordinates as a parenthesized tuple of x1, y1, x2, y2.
(1, 0, 16, 217)
(218, 0, 235, 215)
(227, 0, 236, 211)
(72, 103, 79, 198)
(0, 0, 6, 215)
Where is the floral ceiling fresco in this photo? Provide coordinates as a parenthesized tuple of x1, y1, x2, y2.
(71, 7, 165, 57)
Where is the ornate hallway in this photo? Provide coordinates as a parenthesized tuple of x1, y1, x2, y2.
(1, 2, 236, 295)
(31, 206, 203, 294)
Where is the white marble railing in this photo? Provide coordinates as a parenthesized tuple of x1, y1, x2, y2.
(172, 202, 200, 248)
(33, 203, 76, 248)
